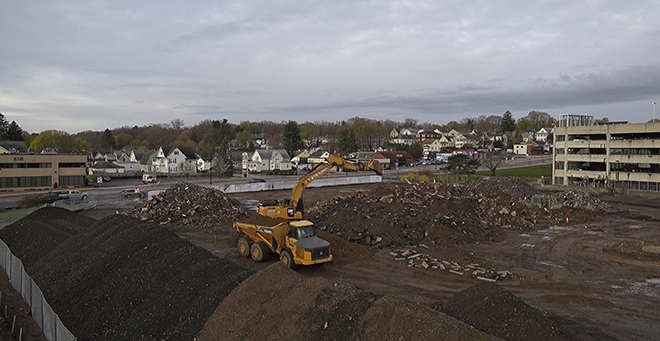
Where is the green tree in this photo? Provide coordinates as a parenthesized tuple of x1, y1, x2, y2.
(447, 154, 481, 174)
(283, 121, 304, 156)
(501, 111, 516, 133)
(29, 130, 75, 153)
(0, 114, 24, 141)
(338, 126, 359, 153)
(198, 134, 217, 158)
(216, 136, 233, 177)
(102, 128, 118, 151)
(5, 121, 24, 141)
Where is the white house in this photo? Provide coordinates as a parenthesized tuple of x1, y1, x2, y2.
(152, 146, 198, 174)
(535, 127, 551, 142)
(249, 149, 292, 172)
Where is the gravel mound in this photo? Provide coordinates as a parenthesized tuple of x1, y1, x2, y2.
(433, 282, 616, 341)
(199, 262, 499, 341)
(125, 182, 248, 229)
(12, 210, 254, 341)
(0, 206, 97, 268)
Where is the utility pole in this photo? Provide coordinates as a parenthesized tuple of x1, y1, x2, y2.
(653, 102, 656, 122)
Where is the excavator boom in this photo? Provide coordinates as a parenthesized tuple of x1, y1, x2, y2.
(257, 156, 382, 219)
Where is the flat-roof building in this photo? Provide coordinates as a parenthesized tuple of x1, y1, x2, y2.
(0, 152, 87, 191)
(553, 114, 660, 191)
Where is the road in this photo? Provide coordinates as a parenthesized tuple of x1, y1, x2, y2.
(0, 154, 552, 209)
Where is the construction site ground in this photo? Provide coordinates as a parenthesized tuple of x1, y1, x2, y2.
(1, 179, 659, 340)
(167, 183, 660, 341)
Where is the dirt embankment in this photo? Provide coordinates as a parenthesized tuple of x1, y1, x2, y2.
(1, 207, 254, 341)
(199, 262, 501, 341)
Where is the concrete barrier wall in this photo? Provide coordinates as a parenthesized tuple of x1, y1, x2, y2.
(148, 175, 381, 199)
(220, 175, 381, 194)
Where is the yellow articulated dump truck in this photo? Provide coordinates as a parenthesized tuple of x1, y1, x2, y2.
(234, 218, 332, 269)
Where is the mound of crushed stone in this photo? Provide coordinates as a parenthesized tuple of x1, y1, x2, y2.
(199, 262, 500, 341)
(434, 282, 616, 341)
(125, 182, 248, 229)
(308, 179, 608, 251)
(0, 206, 97, 268)
(10, 209, 254, 341)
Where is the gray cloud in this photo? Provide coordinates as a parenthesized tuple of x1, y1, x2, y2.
(1, 1, 659, 133)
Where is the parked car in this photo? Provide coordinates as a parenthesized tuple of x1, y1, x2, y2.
(47, 190, 88, 203)
(142, 174, 157, 184)
(46, 190, 66, 203)
(248, 178, 267, 183)
(120, 188, 147, 199)
(102, 175, 111, 182)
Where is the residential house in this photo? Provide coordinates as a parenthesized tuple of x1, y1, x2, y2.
(0, 141, 28, 154)
(390, 134, 418, 145)
(198, 157, 215, 172)
(307, 150, 332, 168)
(140, 150, 156, 173)
(372, 151, 414, 168)
(417, 130, 443, 142)
(249, 149, 291, 172)
(514, 141, 538, 156)
(535, 127, 551, 142)
(421, 139, 443, 155)
(89, 161, 125, 175)
(152, 146, 198, 174)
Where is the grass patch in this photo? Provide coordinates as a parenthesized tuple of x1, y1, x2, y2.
(0, 208, 36, 229)
(476, 164, 552, 178)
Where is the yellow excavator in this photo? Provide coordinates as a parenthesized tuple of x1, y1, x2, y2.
(257, 156, 382, 220)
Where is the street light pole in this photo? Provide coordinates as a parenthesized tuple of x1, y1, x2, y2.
(653, 102, 656, 122)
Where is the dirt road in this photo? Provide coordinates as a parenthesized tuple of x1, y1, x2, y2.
(170, 184, 660, 341)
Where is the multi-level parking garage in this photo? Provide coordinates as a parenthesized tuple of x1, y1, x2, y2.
(553, 114, 660, 191)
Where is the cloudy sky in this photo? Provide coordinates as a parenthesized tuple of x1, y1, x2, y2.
(2, 1, 660, 133)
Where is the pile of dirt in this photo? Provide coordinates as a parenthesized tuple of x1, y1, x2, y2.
(434, 282, 616, 341)
(198, 262, 500, 341)
(125, 182, 248, 230)
(0, 206, 97, 268)
(6, 208, 254, 341)
(308, 179, 608, 252)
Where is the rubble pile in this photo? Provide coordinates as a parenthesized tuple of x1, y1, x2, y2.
(549, 190, 611, 211)
(126, 183, 248, 229)
(390, 248, 512, 281)
(308, 178, 608, 252)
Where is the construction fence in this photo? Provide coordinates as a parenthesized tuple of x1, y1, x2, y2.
(0, 239, 76, 341)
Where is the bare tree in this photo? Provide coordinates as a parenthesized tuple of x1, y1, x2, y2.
(170, 118, 185, 130)
(482, 151, 507, 176)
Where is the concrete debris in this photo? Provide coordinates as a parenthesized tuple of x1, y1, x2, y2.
(390, 248, 513, 281)
(310, 177, 608, 255)
(125, 182, 248, 230)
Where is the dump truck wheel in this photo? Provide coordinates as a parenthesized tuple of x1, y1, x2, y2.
(250, 242, 269, 262)
(237, 237, 251, 258)
(280, 250, 297, 270)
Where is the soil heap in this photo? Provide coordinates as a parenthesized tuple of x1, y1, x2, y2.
(125, 182, 248, 229)
(434, 282, 617, 341)
(199, 262, 500, 341)
(2, 208, 254, 341)
(0, 206, 97, 268)
(308, 178, 608, 250)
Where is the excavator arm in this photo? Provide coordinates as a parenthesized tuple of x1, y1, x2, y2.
(288, 156, 382, 212)
(257, 156, 382, 220)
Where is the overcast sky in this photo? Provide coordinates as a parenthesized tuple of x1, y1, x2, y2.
(2, 1, 660, 133)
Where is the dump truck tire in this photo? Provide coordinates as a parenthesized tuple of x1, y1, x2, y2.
(280, 250, 297, 270)
(237, 237, 251, 258)
(250, 242, 269, 262)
